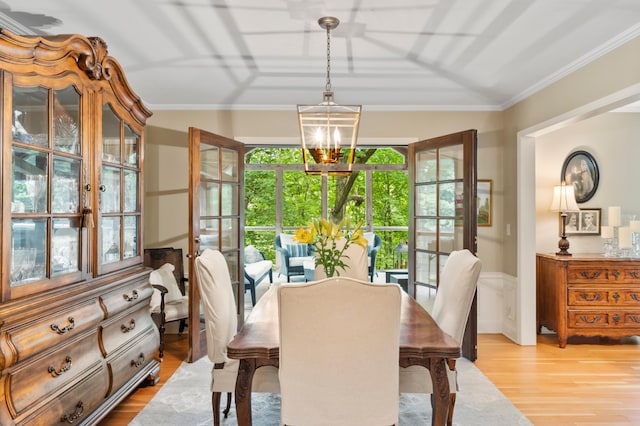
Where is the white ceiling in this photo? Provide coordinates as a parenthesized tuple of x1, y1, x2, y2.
(2, 0, 640, 111)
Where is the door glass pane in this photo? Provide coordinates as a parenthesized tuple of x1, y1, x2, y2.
(200, 219, 219, 250)
(52, 156, 80, 213)
(53, 87, 80, 154)
(201, 145, 219, 180)
(415, 251, 436, 286)
(221, 148, 238, 182)
(11, 219, 47, 284)
(221, 184, 238, 215)
(221, 218, 238, 250)
(224, 251, 239, 282)
(439, 145, 463, 180)
(123, 170, 138, 212)
(416, 150, 437, 183)
(439, 182, 456, 216)
(123, 124, 139, 166)
(415, 184, 436, 217)
(415, 218, 436, 250)
(123, 216, 138, 259)
(101, 166, 121, 213)
(12, 86, 48, 146)
(440, 219, 456, 252)
(52, 218, 80, 276)
(102, 216, 121, 264)
(12, 147, 48, 213)
(102, 105, 121, 162)
(200, 182, 219, 216)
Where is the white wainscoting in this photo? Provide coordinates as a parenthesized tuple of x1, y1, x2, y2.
(478, 272, 518, 343)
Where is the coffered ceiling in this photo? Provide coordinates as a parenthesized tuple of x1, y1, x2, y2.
(2, 0, 640, 111)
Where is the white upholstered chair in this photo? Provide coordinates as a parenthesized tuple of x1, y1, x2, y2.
(399, 249, 482, 426)
(195, 249, 279, 426)
(313, 238, 369, 281)
(278, 277, 402, 426)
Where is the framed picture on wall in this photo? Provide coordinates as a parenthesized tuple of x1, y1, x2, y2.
(561, 150, 599, 203)
(561, 208, 601, 236)
(478, 179, 492, 227)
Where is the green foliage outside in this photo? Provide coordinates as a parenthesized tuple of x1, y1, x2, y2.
(244, 147, 409, 271)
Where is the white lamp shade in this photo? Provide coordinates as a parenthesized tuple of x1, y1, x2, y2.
(550, 184, 579, 212)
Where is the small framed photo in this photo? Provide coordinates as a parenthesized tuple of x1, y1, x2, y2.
(477, 179, 492, 227)
(561, 208, 601, 236)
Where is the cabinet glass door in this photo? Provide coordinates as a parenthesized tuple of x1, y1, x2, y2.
(9, 84, 83, 292)
(99, 104, 141, 271)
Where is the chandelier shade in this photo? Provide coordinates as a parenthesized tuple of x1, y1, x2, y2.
(298, 16, 361, 176)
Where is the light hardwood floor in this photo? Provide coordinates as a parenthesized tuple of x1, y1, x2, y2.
(100, 331, 640, 425)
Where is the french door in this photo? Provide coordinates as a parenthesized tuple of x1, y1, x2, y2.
(408, 129, 478, 360)
(187, 127, 244, 362)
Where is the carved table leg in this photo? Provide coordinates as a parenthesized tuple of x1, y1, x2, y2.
(235, 359, 256, 426)
(428, 357, 450, 426)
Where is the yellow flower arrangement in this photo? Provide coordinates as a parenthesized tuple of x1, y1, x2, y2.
(294, 217, 368, 278)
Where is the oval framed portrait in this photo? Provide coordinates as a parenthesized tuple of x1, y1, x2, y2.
(560, 150, 599, 203)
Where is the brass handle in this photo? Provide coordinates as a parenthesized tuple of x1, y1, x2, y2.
(579, 293, 601, 302)
(131, 352, 145, 368)
(51, 317, 75, 335)
(48, 355, 72, 377)
(121, 319, 136, 333)
(123, 290, 139, 302)
(61, 401, 84, 423)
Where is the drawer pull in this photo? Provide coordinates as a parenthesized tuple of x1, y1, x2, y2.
(612, 270, 620, 279)
(613, 314, 620, 325)
(123, 290, 139, 302)
(630, 271, 640, 279)
(48, 355, 72, 377)
(631, 294, 639, 301)
(630, 315, 640, 323)
(61, 401, 84, 423)
(121, 319, 136, 333)
(612, 292, 620, 302)
(579, 293, 601, 302)
(580, 315, 601, 323)
(131, 352, 145, 368)
(579, 271, 601, 280)
(51, 317, 75, 335)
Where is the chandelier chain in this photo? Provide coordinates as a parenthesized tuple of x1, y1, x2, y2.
(325, 24, 332, 94)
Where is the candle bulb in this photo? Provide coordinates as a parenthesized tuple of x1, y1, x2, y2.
(608, 206, 621, 227)
(631, 220, 640, 232)
(601, 226, 613, 239)
(619, 226, 632, 249)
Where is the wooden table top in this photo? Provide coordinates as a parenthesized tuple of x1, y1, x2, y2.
(227, 284, 460, 361)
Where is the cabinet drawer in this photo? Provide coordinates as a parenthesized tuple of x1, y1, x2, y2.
(100, 305, 156, 356)
(108, 327, 158, 394)
(6, 300, 103, 365)
(100, 279, 153, 318)
(568, 310, 640, 327)
(568, 265, 640, 284)
(19, 365, 108, 426)
(568, 288, 640, 306)
(7, 331, 102, 417)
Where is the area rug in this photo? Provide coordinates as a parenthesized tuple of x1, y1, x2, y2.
(130, 356, 531, 426)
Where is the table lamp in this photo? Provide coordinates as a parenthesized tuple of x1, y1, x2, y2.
(550, 182, 579, 256)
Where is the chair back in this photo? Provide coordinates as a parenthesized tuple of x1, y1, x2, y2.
(314, 238, 368, 281)
(432, 249, 482, 345)
(278, 277, 401, 426)
(194, 249, 237, 364)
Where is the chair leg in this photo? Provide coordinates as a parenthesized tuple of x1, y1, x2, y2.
(157, 318, 166, 360)
(223, 392, 232, 418)
(250, 285, 256, 306)
(447, 393, 456, 426)
(212, 391, 221, 426)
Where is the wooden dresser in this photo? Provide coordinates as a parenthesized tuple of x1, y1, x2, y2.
(0, 30, 159, 424)
(536, 253, 640, 348)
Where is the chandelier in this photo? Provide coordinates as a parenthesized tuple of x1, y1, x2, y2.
(297, 16, 361, 176)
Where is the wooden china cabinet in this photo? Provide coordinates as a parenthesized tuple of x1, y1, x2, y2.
(0, 30, 159, 425)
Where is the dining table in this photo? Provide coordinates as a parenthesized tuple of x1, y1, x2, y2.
(227, 284, 461, 426)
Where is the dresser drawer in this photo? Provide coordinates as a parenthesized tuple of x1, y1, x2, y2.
(7, 331, 102, 417)
(568, 310, 640, 328)
(100, 305, 156, 356)
(568, 265, 640, 284)
(568, 288, 640, 306)
(107, 327, 159, 394)
(18, 364, 108, 426)
(6, 300, 103, 366)
(100, 279, 153, 318)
